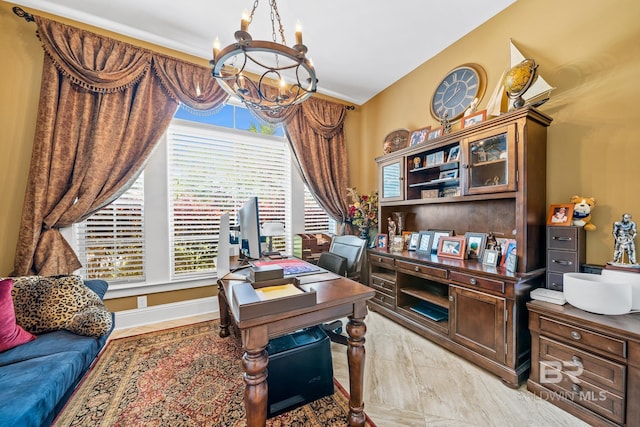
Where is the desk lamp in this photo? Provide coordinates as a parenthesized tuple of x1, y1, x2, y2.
(261, 222, 285, 256)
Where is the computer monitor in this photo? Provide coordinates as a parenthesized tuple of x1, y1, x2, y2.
(238, 196, 262, 259)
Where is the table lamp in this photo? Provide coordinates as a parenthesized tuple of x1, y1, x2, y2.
(261, 221, 285, 256)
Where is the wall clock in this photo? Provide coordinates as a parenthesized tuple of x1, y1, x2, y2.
(430, 63, 487, 122)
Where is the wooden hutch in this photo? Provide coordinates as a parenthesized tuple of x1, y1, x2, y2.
(368, 107, 552, 386)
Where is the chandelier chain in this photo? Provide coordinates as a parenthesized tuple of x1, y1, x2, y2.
(270, 0, 287, 45)
(248, 0, 259, 24)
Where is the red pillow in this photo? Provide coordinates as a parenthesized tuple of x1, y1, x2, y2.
(0, 278, 36, 352)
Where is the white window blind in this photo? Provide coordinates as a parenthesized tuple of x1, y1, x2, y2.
(76, 176, 145, 283)
(304, 187, 335, 233)
(167, 122, 291, 278)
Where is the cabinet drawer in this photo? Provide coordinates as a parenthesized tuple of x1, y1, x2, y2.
(539, 317, 627, 359)
(449, 271, 505, 293)
(547, 250, 579, 274)
(396, 260, 447, 279)
(540, 364, 625, 424)
(539, 336, 626, 393)
(546, 272, 564, 291)
(547, 227, 580, 251)
(369, 253, 395, 268)
(371, 290, 395, 310)
(370, 275, 395, 296)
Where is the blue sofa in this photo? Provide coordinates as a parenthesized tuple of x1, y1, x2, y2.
(0, 279, 113, 427)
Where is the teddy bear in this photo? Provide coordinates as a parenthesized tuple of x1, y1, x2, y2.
(570, 195, 596, 231)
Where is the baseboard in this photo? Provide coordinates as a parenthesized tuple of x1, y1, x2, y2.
(114, 296, 219, 330)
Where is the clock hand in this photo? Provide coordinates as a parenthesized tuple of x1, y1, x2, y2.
(443, 83, 462, 105)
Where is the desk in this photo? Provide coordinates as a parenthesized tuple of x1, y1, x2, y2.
(217, 271, 375, 427)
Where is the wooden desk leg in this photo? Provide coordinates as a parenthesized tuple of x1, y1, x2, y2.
(243, 328, 269, 427)
(346, 314, 367, 427)
(217, 280, 230, 338)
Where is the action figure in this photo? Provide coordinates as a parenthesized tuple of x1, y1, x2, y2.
(612, 213, 637, 264)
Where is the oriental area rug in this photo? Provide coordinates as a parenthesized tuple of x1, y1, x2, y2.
(53, 320, 376, 427)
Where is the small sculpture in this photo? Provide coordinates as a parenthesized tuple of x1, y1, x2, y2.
(388, 216, 397, 241)
(611, 213, 638, 265)
(440, 112, 452, 135)
(463, 97, 479, 117)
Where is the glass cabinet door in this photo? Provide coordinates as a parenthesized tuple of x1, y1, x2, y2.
(379, 157, 405, 202)
(461, 124, 516, 195)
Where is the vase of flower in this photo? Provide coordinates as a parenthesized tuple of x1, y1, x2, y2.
(346, 187, 379, 244)
(358, 226, 370, 241)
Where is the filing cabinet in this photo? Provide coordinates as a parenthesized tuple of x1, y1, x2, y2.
(546, 226, 586, 291)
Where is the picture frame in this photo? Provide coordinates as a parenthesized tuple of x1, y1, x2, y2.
(447, 145, 460, 162)
(376, 234, 388, 250)
(439, 170, 458, 180)
(547, 203, 574, 226)
(402, 231, 413, 250)
(390, 235, 404, 253)
(428, 229, 454, 254)
(416, 231, 434, 255)
(500, 241, 517, 267)
(409, 126, 431, 146)
(464, 232, 487, 260)
(408, 232, 420, 251)
(421, 189, 439, 199)
(434, 151, 445, 164)
(427, 126, 443, 141)
(425, 153, 436, 166)
(505, 251, 518, 273)
(461, 109, 487, 129)
(437, 236, 466, 259)
(482, 248, 500, 266)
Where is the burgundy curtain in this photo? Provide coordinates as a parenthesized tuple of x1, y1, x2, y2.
(13, 16, 228, 276)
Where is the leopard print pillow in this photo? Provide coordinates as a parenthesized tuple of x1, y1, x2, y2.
(11, 275, 112, 338)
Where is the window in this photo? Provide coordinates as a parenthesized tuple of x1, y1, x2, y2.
(75, 103, 333, 291)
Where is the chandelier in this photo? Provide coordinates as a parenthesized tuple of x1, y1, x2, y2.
(210, 0, 317, 114)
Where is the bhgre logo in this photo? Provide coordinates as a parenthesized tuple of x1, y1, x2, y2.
(540, 360, 583, 384)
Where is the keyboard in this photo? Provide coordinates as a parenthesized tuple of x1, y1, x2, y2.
(530, 288, 566, 305)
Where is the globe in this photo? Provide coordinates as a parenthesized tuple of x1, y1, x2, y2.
(503, 59, 538, 108)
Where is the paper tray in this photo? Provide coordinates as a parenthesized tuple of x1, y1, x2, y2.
(231, 277, 317, 321)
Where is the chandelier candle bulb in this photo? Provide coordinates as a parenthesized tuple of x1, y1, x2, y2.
(241, 10, 249, 32)
(295, 21, 303, 45)
(213, 37, 220, 60)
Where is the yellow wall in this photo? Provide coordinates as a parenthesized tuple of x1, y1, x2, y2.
(351, 0, 640, 265)
(2, 0, 639, 303)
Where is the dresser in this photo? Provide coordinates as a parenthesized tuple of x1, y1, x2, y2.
(527, 300, 640, 426)
(546, 226, 586, 291)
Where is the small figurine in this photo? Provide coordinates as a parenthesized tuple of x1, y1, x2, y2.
(413, 157, 421, 169)
(611, 213, 638, 265)
(463, 97, 479, 117)
(440, 112, 452, 135)
(388, 216, 397, 241)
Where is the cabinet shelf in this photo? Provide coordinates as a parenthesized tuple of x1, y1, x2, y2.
(409, 178, 459, 188)
(409, 161, 458, 173)
(370, 271, 395, 282)
(473, 158, 506, 168)
(400, 287, 449, 308)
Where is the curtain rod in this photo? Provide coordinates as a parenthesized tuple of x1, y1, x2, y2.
(13, 6, 34, 22)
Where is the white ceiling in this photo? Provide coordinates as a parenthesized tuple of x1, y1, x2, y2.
(8, 0, 516, 105)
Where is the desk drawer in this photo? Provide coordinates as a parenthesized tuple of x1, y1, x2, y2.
(540, 363, 625, 425)
(396, 260, 447, 279)
(370, 275, 395, 296)
(539, 317, 627, 359)
(546, 272, 564, 291)
(547, 250, 579, 274)
(548, 227, 580, 251)
(539, 336, 626, 393)
(369, 253, 395, 268)
(449, 271, 505, 293)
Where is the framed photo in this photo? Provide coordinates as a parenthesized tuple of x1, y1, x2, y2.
(500, 241, 517, 266)
(408, 232, 420, 251)
(505, 251, 518, 273)
(409, 126, 431, 146)
(427, 127, 443, 141)
(428, 229, 454, 254)
(426, 153, 436, 166)
(402, 231, 413, 249)
(390, 236, 404, 253)
(464, 232, 487, 260)
(416, 231, 434, 255)
(437, 236, 466, 259)
(421, 189, 439, 199)
(439, 170, 458, 180)
(434, 151, 445, 164)
(447, 145, 460, 162)
(547, 204, 574, 226)
(461, 109, 487, 129)
(376, 234, 388, 250)
(482, 249, 500, 266)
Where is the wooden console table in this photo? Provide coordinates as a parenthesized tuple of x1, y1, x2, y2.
(217, 272, 375, 427)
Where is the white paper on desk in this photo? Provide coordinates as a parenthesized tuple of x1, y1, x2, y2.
(296, 272, 341, 285)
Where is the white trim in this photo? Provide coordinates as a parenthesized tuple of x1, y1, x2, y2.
(113, 296, 219, 330)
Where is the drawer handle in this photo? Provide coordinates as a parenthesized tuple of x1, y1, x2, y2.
(449, 296, 455, 302)
(414, 266, 420, 272)
(571, 355, 583, 366)
(377, 257, 382, 262)
(571, 383, 582, 394)
(469, 278, 477, 285)
(570, 331, 582, 340)
(380, 296, 385, 302)
(553, 236, 573, 241)
(552, 260, 573, 266)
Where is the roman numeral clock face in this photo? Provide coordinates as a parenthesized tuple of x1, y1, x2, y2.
(430, 64, 486, 121)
